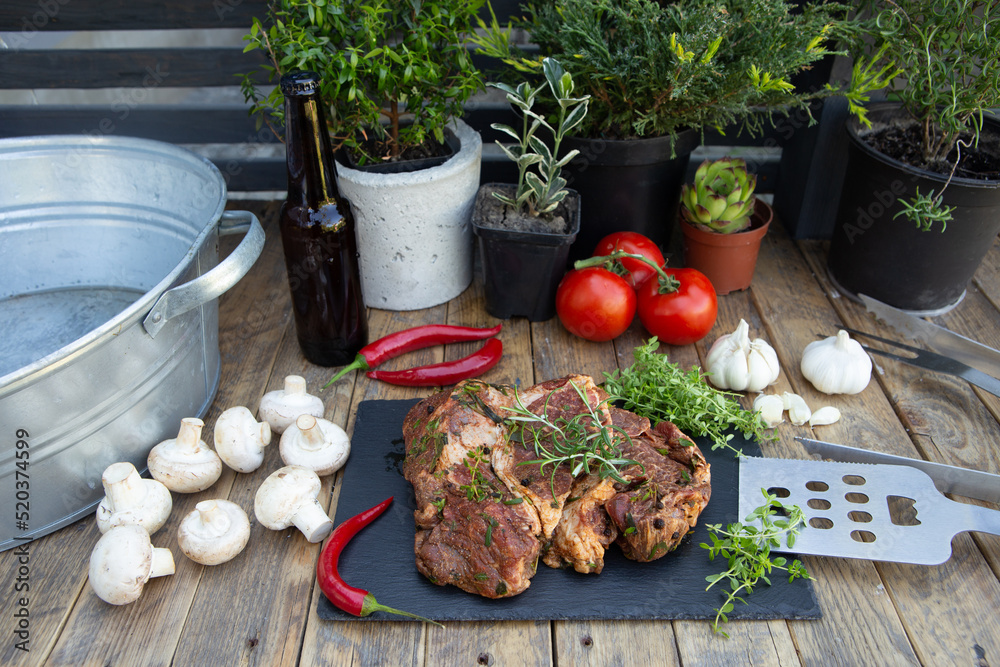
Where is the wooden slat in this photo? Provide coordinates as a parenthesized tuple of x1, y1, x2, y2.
(0, 48, 268, 89)
(216, 157, 286, 193)
(0, 0, 269, 31)
(0, 0, 523, 33)
(0, 105, 277, 144)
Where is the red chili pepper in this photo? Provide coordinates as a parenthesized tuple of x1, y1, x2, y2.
(367, 337, 503, 387)
(317, 496, 442, 625)
(324, 323, 502, 387)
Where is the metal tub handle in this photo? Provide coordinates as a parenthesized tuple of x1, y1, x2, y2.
(142, 210, 266, 338)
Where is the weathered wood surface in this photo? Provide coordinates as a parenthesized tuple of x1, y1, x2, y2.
(1, 200, 998, 666)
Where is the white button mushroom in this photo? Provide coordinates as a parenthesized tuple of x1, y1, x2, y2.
(214, 406, 272, 473)
(88, 524, 175, 605)
(95, 461, 173, 535)
(254, 465, 333, 543)
(279, 414, 351, 476)
(258, 375, 325, 435)
(147, 417, 223, 493)
(176, 499, 251, 565)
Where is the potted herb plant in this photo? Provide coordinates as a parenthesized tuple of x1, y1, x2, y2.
(826, 0, 1000, 314)
(241, 0, 486, 310)
(678, 157, 773, 295)
(472, 58, 589, 321)
(475, 0, 864, 260)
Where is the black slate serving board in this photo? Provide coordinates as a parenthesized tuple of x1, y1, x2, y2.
(318, 399, 819, 622)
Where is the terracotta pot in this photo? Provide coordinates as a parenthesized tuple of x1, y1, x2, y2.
(680, 199, 773, 295)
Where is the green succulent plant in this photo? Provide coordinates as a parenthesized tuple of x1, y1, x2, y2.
(680, 158, 758, 234)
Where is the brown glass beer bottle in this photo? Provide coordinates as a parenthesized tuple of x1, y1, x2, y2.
(278, 70, 368, 366)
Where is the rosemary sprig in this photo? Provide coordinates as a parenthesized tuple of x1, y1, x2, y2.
(701, 489, 811, 637)
(502, 380, 638, 493)
(603, 337, 773, 457)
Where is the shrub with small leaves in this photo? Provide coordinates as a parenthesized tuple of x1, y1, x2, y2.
(475, 0, 866, 140)
(241, 0, 485, 163)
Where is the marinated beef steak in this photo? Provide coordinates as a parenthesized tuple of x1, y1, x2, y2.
(403, 375, 711, 598)
(543, 475, 619, 573)
(605, 420, 712, 562)
(403, 381, 541, 598)
(491, 375, 604, 538)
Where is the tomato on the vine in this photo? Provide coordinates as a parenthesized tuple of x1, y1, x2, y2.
(636, 267, 718, 345)
(555, 267, 636, 342)
(592, 231, 665, 288)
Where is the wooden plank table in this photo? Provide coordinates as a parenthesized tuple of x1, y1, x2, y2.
(3, 199, 999, 666)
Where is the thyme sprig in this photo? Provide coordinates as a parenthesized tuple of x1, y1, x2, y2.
(702, 490, 811, 637)
(502, 380, 638, 493)
(459, 448, 492, 502)
(603, 337, 773, 457)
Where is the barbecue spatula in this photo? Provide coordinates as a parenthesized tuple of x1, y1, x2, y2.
(738, 457, 1000, 565)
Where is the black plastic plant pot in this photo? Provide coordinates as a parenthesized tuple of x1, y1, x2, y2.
(472, 186, 581, 322)
(827, 103, 1000, 315)
(560, 128, 700, 261)
(338, 126, 460, 174)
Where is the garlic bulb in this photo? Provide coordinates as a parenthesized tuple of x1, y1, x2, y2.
(801, 330, 872, 395)
(753, 394, 785, 428)
(782, 392, 812, 426)
(706, 319, 781, 392)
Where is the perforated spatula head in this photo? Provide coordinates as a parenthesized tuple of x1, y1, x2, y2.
(738, 457, 1000, 565)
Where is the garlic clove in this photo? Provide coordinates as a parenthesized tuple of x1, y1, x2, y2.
(781, 392, 812, 426)
(752, 394, 785, 428)
(808, 406, 842, 427)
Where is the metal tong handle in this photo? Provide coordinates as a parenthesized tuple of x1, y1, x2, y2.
(841, 327, 970, 374)
(841, 327, 1000, 398)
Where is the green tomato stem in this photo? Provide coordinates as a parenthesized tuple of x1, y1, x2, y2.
(572, 250, 678, 294)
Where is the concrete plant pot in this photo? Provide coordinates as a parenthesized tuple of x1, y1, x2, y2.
(335, 119, 482, 310)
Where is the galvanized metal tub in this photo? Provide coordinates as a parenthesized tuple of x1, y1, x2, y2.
(0, 135, 265, 551)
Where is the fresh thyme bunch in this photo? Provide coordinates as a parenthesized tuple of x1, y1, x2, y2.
(603, 338, 772, 457)
(702, 490, 811, 636)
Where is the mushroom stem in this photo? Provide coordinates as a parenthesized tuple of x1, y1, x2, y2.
(176, 417, 206, 452)
(284, 375, 308, 395)
(292, 502, 334, 543)
(296, 415, 326, 451)
(150, 548, 176, 578)
(103, 462, 148, 510)
(196, 500, 232, 534)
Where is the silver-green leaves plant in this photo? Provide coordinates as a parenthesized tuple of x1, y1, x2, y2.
(680, 157, 758, 234)
(489, 58, 590, 218)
